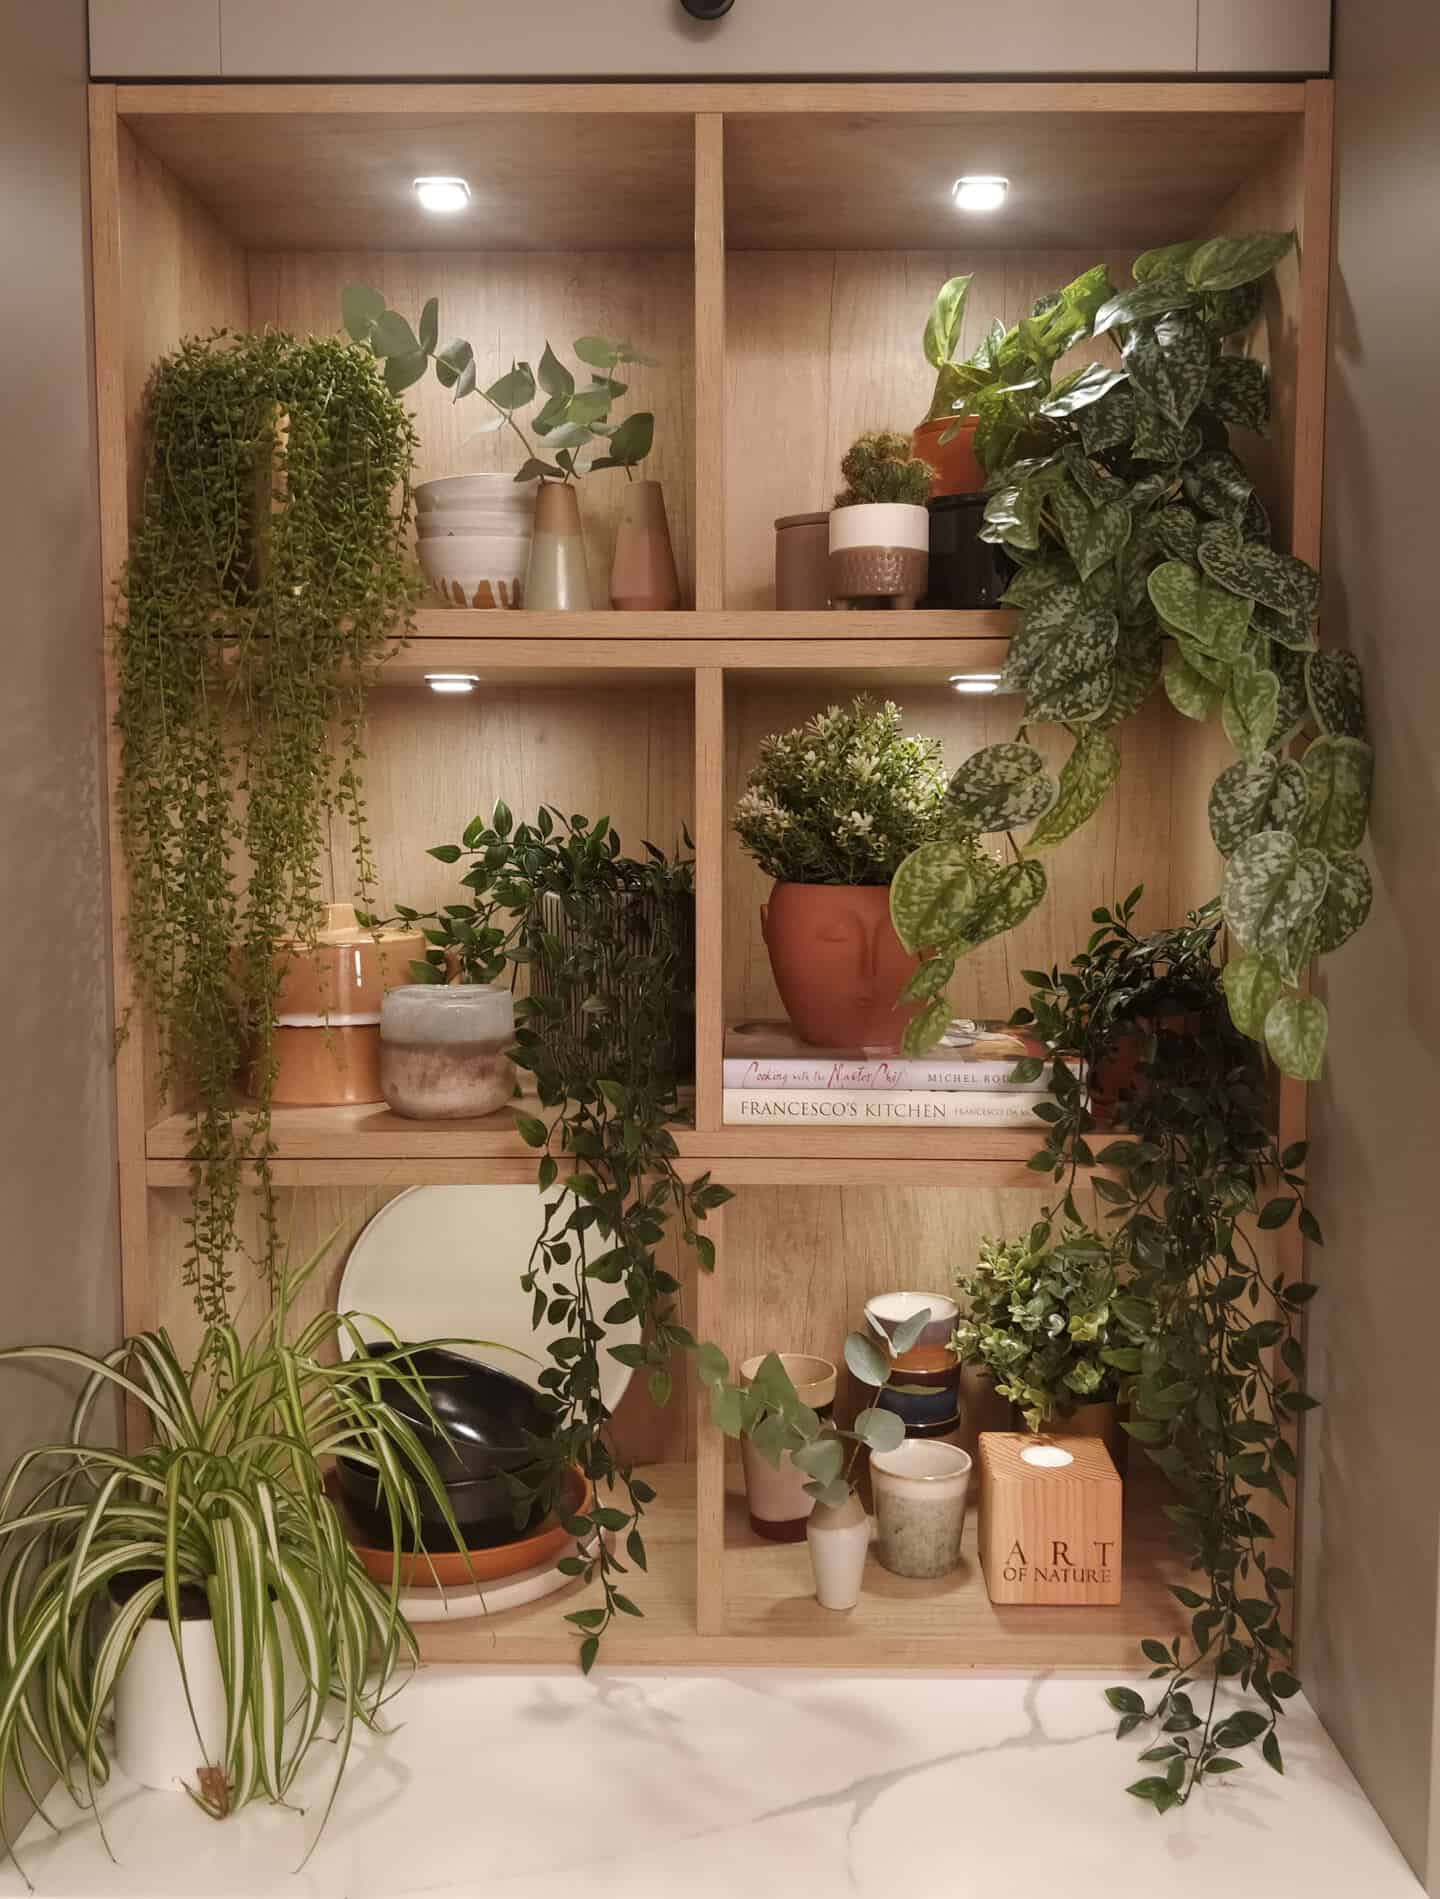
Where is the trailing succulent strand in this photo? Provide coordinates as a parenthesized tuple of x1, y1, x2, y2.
(361, 806, 729, 1666)
(115, 331, 419, 1322)
(1011, 891, 1317, 1806)
(890, 232, 1372, 1080)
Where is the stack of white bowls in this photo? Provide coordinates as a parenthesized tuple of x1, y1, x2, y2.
(415, 473, 538, 610)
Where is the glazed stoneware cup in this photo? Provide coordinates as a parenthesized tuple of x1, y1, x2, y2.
(739, 1353, 838, 1542)
(864, 1291, 960, 1352)
(870, 1439, 973, 1579)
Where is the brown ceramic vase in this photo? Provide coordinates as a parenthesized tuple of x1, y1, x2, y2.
(760, 882, 922, 1051)
(609, 479, 680, 610)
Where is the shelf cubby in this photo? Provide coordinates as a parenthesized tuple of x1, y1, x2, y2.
(92, 75, 1332, 1669)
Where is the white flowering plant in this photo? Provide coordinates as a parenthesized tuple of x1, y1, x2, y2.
(731, 697, 983, 885)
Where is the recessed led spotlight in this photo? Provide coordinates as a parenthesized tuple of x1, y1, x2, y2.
(952, 174, 1009, 213)
(425, 672, 480, 695)
(413, 176, 471, 214)
(948, 672, 1003, 695)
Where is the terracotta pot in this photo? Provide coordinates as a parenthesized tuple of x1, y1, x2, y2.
(525, 481, 592, 611)
(760, 882, 922, 1051)
(610, 478, 680, 610)
(738, 1353, 837, 1542)
(912, 414, 984, 497)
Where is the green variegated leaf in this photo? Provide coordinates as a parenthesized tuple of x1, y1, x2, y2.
(982, 481, 1043, 551)
(1206, 355, 1270, 433)
(1223, 830, 1329, 954)
(1000, 554, 1078, 609)
(1077, 381, 1135, 454)
(1132, 391, 1202, 463)
(1000, 580, 1087, 692)
(1314, 852, 1372, 953)
(1183, 449, 1254, 524)
(1239, 545, 1321, 623)
(1254, 603, 1317, 652)
(1027, 729, 1122, 850)
(1150, 506, 1202, 563)
(1222, 655, 1279, 764)
(889, 842, 982, 952)
(923, 274, 973, 369)
(1306, 650, 1368, 739)
(1038, 362, 1127, 415)
(1050, 476, 1095, 563)
(944, 742, 1058, 831)
(1300, 735, 1374, 851)
(1092, 280, 1196, 338)
(1271, 644, 1310, 744)
(1223, 951, 1285, 1041)
(1098, 623, 1163, 725)
(900, 952, 956, 1002)
(1280, 911, 1321, 986)
(959, 858, 1048, 948)
(1148, 561, 1253, 652)
(1061, 443, 1117, 509)
(902, 995, 955, 1057)
(1164, 648, 1223, 720)
(1202, 278, 1265, 337)
(1133, 239, 1206, 283)
(1124, 312, 1211, 428)
(1208, 754, 1309, 854)
(1184, 230, 1295, 292)
(1264, 992, 1328, 1082)
(1074, 502, 1132, 581)
(1173, 629, 1230, 685)
(1196, 521, 1259, 599)
(1026, 602, 1120, 724)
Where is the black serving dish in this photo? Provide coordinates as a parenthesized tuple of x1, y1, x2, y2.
(922, 493, 1013, 609)
(334, 1345, 557, 1550)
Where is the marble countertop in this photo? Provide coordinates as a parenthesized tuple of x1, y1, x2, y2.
(0, 1667, 1421, 1898)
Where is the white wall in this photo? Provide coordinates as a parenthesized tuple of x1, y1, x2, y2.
(1301, 0, 1440, 1882)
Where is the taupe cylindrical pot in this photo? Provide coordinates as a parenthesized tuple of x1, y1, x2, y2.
(525, 481, 592, 611)
(774, 511, 830, 609)
(739, 1353, 837, 1542)
(610, 479, 680, 609)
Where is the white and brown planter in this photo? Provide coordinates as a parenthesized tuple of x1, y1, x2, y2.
(827, 502, 929, 610)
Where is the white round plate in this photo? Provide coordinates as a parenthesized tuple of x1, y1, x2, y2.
(336, 1184, 642, 1413)
(397, 1541, 581, 1623)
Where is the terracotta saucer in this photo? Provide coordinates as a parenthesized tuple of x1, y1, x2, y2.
(330, 1466, 592, 1588)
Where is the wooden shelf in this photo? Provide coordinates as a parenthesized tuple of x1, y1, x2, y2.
(406, 609, 1016, 643)
(413, 1459, 1189, 1668)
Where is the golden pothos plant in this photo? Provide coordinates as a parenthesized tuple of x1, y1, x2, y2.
(891, 232, 1371, 1081)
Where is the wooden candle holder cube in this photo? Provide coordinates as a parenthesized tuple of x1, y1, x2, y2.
(977, 1433, 1122, 1606)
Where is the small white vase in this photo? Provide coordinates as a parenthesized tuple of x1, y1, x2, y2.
(113, 1613, 226, 1792)
(805, 1492, 871, 1611)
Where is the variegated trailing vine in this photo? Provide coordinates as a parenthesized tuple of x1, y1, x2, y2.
(115, 332, 419, 1321)
(891, 232, 1373, 1079)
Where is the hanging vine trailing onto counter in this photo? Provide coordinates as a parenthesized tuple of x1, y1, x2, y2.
(1012, 891, 1319, 1806)
(115, 331, 420, 1322)
(890, 231, 1374, 1082)
(362, 806, 730, 1665)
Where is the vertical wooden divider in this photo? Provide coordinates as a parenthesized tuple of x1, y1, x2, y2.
(693, 114, 725, 611)
(89, 87, 156, 1389)
(693, 665, 728, 1636)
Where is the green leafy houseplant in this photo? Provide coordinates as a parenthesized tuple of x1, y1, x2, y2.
(361, 806, 728, 1667)
(1014, 890, 1318, 1805)
(832, 431, 934, 508)
(0, 1245, 471, 1878)
(696, 1308, 934, 1500)
(115, 332, 420, 1322)
(890, 232, 1373, 1079)
(341, 286, 657, 484)
(731, 696, 986, 887)
(952, 1226, 1123, 1432)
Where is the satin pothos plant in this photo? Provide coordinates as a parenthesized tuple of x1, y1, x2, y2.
(889, 232, 1373, 1081)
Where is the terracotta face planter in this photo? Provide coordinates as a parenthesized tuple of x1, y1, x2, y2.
(760, 882, 922, 1051)
(911, 415, 983, 498)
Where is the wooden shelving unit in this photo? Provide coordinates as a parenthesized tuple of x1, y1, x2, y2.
(89, 76, 1332, 1667)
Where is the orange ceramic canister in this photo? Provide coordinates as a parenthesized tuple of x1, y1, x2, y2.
(264, 903, 425, 1107)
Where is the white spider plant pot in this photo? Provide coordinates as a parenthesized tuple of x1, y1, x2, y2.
(827, 503, 929, 609)
(113, 1610, 227, 1792)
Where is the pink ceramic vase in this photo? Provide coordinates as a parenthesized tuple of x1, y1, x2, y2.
(610, 479, 680, 610)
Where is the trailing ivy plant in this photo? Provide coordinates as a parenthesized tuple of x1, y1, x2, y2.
(341, 286, 657, 483)
(1013, 889, 1318, 1807)
(115, 332, 419, 1322)
(890, 232, 1373, 1080)
(361, 806, 729, 1667)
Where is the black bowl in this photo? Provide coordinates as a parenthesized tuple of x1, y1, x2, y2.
(335, 1457, 546, 1552)
(352, 1345, 555, 1485)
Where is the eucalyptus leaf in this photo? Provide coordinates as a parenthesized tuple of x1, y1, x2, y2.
(855, 1407, 906, 1452)
(607, 411, 655, 466)
(485, 362, 537, 412)
(383, 351, 429, 396)
(844, 1331, 892, 1389)
(341, 282, 387, 344)
(418, 297, 439, 357)
(791, 1436, 845, 1483)
(537, 342, 575, 399)
(368, 309, 420, 359)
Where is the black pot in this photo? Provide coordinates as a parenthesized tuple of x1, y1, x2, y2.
(335, 1457, 546, 1552)
(921, 494, 1013, 609)
(348, 1345, 554, 1485)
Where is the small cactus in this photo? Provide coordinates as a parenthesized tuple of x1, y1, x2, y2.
(833, 430, 934, 508)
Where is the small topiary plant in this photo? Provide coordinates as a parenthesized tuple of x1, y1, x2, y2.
(833, 431, 934, 508)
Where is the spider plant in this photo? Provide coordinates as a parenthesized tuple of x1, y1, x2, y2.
(0, 1245, 484, 1882)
